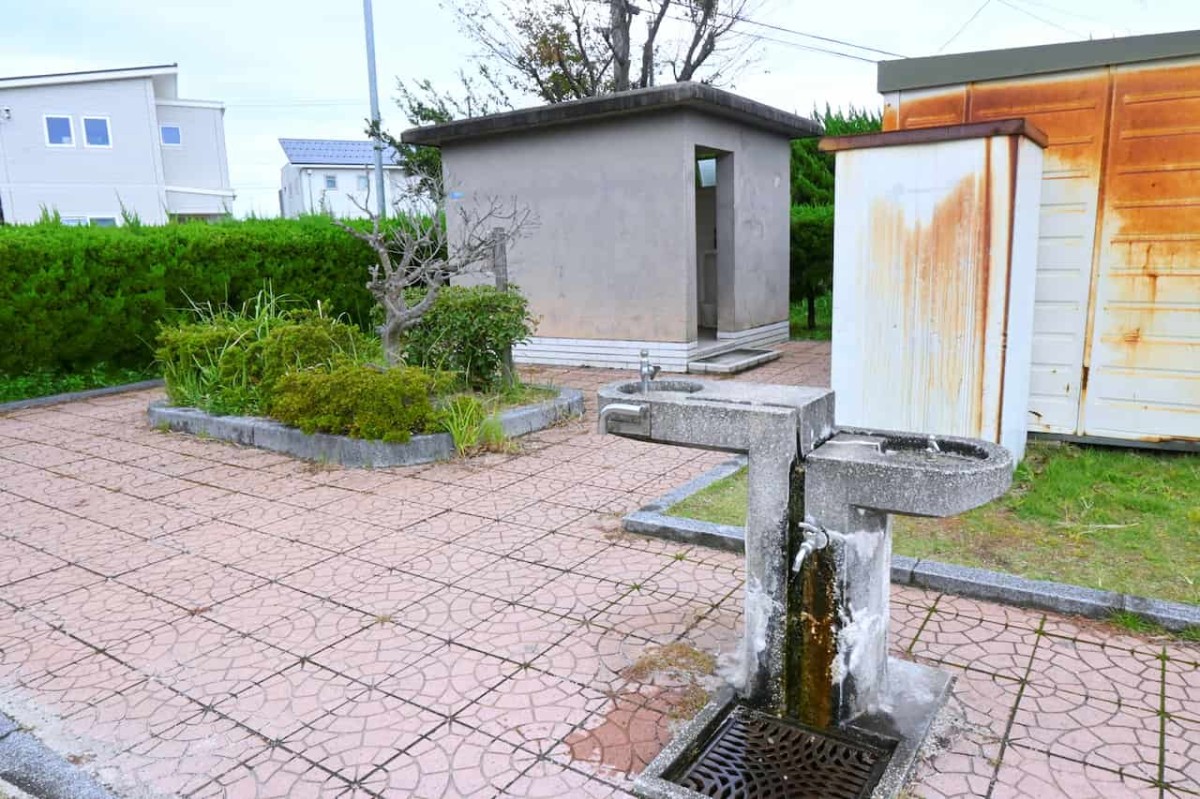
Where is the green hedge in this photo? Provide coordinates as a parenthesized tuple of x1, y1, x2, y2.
(0, 218, 378, 375)
(790, 204, 835, 331)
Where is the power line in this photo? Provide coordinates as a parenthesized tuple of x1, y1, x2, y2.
(939, 0, 992, 53)
(1014, 0, 1125, 29)
(662, 0, 906, 58)
(997, 0, 1085, 37)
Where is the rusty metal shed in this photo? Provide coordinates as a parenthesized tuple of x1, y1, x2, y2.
(877, 30, 1200, 448)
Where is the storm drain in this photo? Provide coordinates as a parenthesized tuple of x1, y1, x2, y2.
(672, 706, 894, 799)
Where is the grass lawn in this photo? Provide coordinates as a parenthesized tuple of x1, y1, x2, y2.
(667, 442, 1200, 606)
(0, 365, 157, 404)
(789, 293, 832, 340)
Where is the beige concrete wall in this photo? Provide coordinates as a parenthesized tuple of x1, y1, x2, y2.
(442, 108, 791, 343)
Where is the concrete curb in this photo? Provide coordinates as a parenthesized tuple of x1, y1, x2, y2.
(624, 462, 1200, 633)
(0, 712, 115, 799)
(0, 380, 164, 414)
(623, 456, 747, 552)
(148, 386, 583, 469)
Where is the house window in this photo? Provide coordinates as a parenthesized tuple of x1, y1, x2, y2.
(324, 175, 337, 190)
(89, 217, 117, 227)
(357, 175, 369, 191)
(44, 116, 74, 146)
(160, 125, 182, 146)
(61, 217, 87, 226)
(697, 158, 717, 188)
(82, 117, 111, 148)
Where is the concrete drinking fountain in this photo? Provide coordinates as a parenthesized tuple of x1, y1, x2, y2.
(597, 371, 1013, 799)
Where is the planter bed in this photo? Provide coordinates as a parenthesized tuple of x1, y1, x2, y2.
(147, 386, 583, 468)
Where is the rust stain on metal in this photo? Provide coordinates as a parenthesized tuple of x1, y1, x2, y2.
(867, 173, 988, 425)
(975, 138, 994, 435)
(996, 134, 1021, 437)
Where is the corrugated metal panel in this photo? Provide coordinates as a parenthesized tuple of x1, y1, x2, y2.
(829, 134, 1040, 458)
(884, 73, 1109, 436)
(1082, 60, 1200, 443)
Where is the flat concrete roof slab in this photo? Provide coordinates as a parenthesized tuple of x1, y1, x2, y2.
(401, 82, 822, 146)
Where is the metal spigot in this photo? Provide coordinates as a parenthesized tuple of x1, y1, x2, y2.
(791, 522, 830, 573)
(639, 349, 661, 393)
(598, 402, 645, 434)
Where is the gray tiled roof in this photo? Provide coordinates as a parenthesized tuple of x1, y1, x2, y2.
(278, 138, 401, 166)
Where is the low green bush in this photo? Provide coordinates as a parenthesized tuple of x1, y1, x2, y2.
(403, 285, 534, 390)
(269, 364, 449, 443)
(156, 290, 379, 416)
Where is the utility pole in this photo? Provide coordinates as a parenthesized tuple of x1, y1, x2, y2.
(363, 0, 387, 219)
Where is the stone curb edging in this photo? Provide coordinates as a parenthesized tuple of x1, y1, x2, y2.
(148, 386, 584, 469)
(624, 462, 1200, 633)
(0, 380, 164, 414)
(0, 712, 114, 799)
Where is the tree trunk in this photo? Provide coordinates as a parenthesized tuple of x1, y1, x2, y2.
(610, 0, 631, 92)
(382, 319, 403, 366)
(492, 228, 515, 384)
(806, 293, 817, 330)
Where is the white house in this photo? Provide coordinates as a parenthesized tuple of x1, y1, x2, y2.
(278, 138, 408, 218)
(0, 63, 233, 226)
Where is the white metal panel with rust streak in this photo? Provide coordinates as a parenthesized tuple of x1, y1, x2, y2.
(829, 132, 1041, 460)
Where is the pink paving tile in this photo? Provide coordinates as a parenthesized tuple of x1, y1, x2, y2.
(505, 531, 613, 571)
(400, 511, 493, 543)
(191, 743, 351, 798)
(393, 586, 505, 641)
(1027, 635, 1165, 714)
(214, 662, 363, 740)
(284, 686, 443, 779)
(165, 629, 293, 705)
(100, 707, 263, 797)
(591, 587, 713, 644)
(907, 735, 999, 798)
(279, 554, 389, 596)
(59, 676, 198, 752)
(1165, 657, 1200, 723)
(520, 572, 629, 621)
(359, 721, 535, 797)
(456, 491, 537, 520)
(946, 667, 1024, 738)
(538, 626, 661, 693)
(27, 652, 144, 716)
(1008, 688, 1162, 785)
(249, 599, 373, 657)
(215, 498, 306, 530)
(31, 581, 182, 646)
(991, 743, 1162, 798)
(0, 613, 94, 687)
(455, 521, 552, 558)
(677, 603, 742, 657)
(311, 621, 443, 689)
(577, 544, 675, 587)
(503, 500, 590, 531)
(395, 545, 498, 585)
(104, 616, 239, 678)
(458, 668, 607, 752)
(455, 604, 577, 665)
(890, 600, 931, 655)
(399, 481, 487, 511)
(345, 530, 439, 570)
(168, 522, 294, 566)
(1164, 715, 1200, 793)
(330, 568, 443, 618)
(503, 759, 635, 798)
(204, 583, 316, 634)
(933, 592, 1047, 633)
(160, 484, 261, 519)
(119, 554, 267, 609)
(463, 556, 563, 602)
(229, 539, 332, 581)
(319, 494, 443, 530)
(0, 540, 65, 586)
(377, 642, 517, 715)
(258, 511, 388, 554)
(644, 557, 742, 603)
(32, 526, 146, 565)
(909, 612, 1038, 679)
(561, 686, 688, 781)
(0, 565, 104, 609)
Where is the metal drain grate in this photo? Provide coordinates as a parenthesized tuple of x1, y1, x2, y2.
(673, 707, 894, 799)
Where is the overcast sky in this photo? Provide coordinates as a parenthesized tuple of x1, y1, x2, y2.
(2, 0, 1194, 216)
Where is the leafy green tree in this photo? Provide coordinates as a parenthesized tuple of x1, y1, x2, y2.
(791, 105, 882, 206)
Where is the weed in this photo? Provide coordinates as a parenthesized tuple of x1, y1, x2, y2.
(623, 643, 716, 683)
(439, 395, 485, 456)
(1107, 610, 1200, 642)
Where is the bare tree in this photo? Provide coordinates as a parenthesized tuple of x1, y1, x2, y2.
(446, 0, 761, 104)
(342, 172, 534, 365)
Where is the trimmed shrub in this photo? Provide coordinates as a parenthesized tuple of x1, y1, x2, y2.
(269, 364, 448, 443)
(0, 216, 380, 376)
(404, 285, 534, 390)
(790, 204, 835, 330)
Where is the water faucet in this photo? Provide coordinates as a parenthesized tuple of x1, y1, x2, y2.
(791, 522, 830, 574)
(598, 402, 645, 434)
(639, 349, 661, 393)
